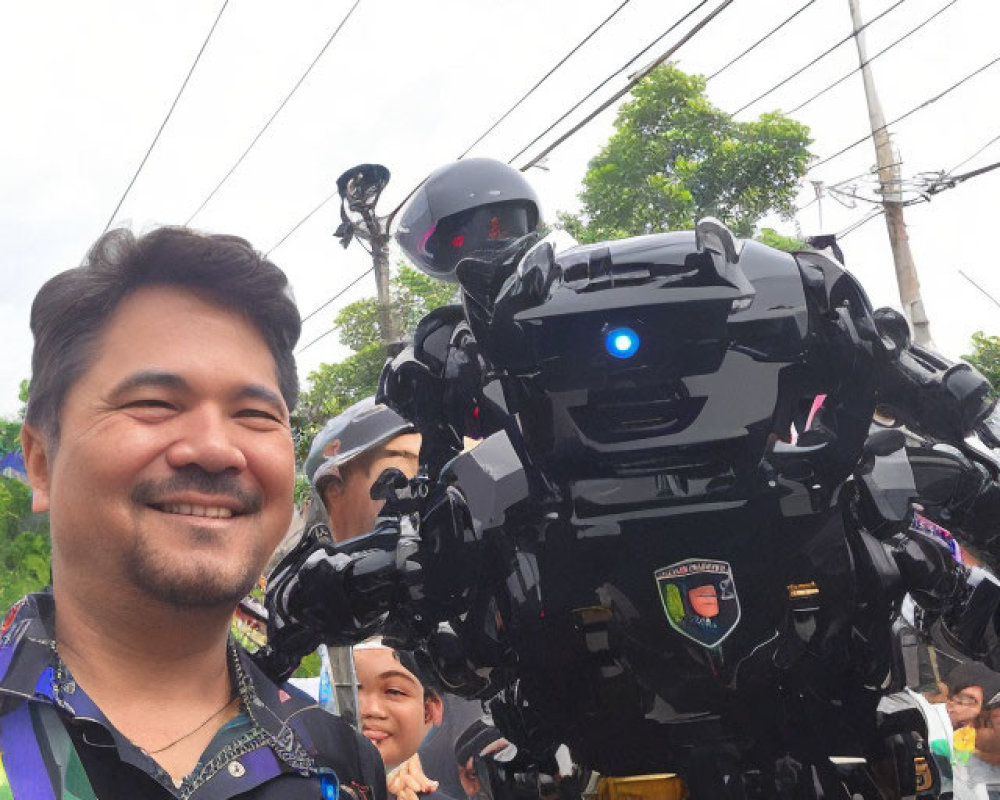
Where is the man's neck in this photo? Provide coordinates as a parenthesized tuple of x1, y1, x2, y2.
(52, 581, 234, 702)
(52, 581, 243, 783)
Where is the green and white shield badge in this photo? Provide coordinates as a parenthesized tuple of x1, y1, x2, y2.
(655, 558, 741, 649)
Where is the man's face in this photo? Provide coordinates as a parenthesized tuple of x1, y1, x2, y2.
(354, 646, 434, 771)
(688, 584, 720, 618)
(324, 432, 421, 543)
(23, 286, 295, 610)
(947, 685, 984, 727)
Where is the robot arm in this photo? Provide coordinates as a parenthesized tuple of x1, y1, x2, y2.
(259, 465, 486, 683)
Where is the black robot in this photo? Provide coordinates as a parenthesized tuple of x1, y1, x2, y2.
(261, 159, 1000, 799)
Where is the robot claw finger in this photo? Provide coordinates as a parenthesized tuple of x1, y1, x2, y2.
(260, 158, 1000, 799)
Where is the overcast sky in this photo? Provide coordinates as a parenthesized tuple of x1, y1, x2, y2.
(2, 0, 998, 419)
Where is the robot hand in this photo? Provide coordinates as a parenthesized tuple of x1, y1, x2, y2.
(259, 519, 403, 682)
(258, 467, 481, 681)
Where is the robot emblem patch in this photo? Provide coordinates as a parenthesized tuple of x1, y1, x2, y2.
(655, 558, 741, 649)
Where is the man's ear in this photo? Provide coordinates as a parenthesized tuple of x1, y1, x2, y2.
(424, 692, 444, 726)
(20, 423, 52, 513)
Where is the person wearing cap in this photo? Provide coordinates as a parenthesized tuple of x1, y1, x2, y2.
(942, 661, 1000, 799)
(305, 396, 421, 542)
(947, 661, 1000, 730)
(453, 720, 511, 800)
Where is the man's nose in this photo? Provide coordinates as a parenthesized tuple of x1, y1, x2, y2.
(165, 407, 248, 473)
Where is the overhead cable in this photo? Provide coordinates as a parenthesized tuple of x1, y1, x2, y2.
(948, 132, 1000, 174)
(810, 53, 1000, 172)
(730, 0, 908, 116)
(185, 0, 363, 225)
(786, 0, 960, 115)
(102, 0, 230, 233)
(266, 190, 340, 256)
(458, 0, 635, 158)
(505, 0, 712, 166)
(297, 266, 375, 341)
(518, 0, 736, 171)
(837, 208, 884, 239)
(706, 0, 818, 81)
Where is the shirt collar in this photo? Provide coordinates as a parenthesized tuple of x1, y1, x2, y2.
(0, 591, 323, 780)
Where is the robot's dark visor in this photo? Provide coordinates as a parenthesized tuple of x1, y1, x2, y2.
(425, 201, 531, 271)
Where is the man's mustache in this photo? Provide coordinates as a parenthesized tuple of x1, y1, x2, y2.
(130, 466, 263, 514)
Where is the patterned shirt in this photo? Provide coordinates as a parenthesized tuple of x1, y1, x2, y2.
(0, 592, 385, 800)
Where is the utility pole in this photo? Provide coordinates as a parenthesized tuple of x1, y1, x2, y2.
(334, 163, 399, 345)
(848, 0, 932, 346)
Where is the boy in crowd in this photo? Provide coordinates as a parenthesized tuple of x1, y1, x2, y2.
(354, 640, 457, 800)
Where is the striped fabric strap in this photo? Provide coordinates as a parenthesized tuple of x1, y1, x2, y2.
(0, 703, 99, 800)
(0, 704, 57, 800)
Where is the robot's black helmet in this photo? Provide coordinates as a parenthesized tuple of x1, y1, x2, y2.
(396, 158, 541, 282)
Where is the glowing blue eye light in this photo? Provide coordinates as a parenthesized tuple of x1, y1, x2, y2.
(605, 327, 640, 358)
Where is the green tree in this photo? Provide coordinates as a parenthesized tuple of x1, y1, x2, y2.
(965, 331, 1000, 395)
(561, 64, 812, 243)
(756, 228, 807, 253)
(292, 264, 457, 461)
(0, 380, 51, 611)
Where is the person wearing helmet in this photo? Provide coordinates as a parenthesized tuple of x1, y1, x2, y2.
(305, 396, 421, 543)
(395, 158, 541, 282)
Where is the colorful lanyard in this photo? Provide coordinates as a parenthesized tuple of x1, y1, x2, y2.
(0, 703, 98, 800)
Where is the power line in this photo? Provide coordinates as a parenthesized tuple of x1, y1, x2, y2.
(958, 269, 1000, 311)
(506, 0, 712, 166)
(837, 207, 884, 239)
(706, 0, 818, 81)
(518, 0, 736, 171)
(185, 0, 363, 225)
(810, 53, 1000, 172)
(265, 190, 339, 256)
(280, 1, 727, 332)
(836, 154, 1000, 241)
(927, 158, 1000, 195)
(730, 0, 909, 116)
(102, 0, 230, 233)
(298, 266, 375, 333)
(274, 1, 715, 284)
(786, 0, 960, 115)
(458, 0, 635, 159)
(949, 132, 1000, 174)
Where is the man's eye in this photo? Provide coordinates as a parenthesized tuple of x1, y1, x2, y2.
(237, 408, 281, 422)
(125, 399, 174, 410)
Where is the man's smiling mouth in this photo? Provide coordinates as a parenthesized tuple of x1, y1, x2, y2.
(152, 503, 236, 518)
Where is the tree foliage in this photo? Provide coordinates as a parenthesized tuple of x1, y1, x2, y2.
(756, 228, 807, 253)
(562, 64, 812, 242)
(0, 476, 50, 611)
(0, 380, 50, 611)
(965, 331, 1000, 395)
(292, 264, 457, 461)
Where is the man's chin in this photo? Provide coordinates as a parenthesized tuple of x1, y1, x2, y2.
(125, 547, 259, 611)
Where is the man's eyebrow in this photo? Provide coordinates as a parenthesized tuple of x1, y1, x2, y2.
(107, 372, 286, 415)
(233, 384, 287, 415)
(381, 449, 419, 460)
(107, 371, 188, 401)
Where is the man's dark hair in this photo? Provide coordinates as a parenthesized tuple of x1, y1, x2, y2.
(26, 226, 301, 442)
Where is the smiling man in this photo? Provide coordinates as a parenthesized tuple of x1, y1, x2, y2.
(0, 227, 385, 799)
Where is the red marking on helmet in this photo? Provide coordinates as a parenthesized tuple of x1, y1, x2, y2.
(451, 234, 465, 248)
(488, 216, 502, 240)
(472, 405, 480, 419)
